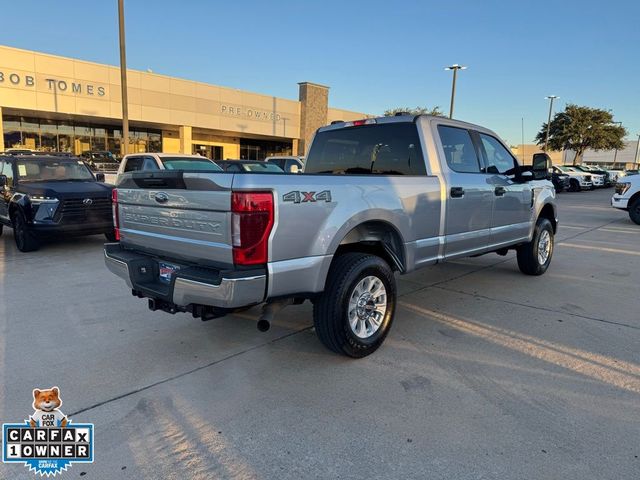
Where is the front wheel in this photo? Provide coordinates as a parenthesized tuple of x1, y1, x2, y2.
(13, 211, 39, 252)
(313, 253, 396, 358)
(569, 179, 581, 192)
(629, 198, 640, 225)
(517, 218, 554, 275)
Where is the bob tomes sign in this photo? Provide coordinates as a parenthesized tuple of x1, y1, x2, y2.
(0, 71, 106, 97)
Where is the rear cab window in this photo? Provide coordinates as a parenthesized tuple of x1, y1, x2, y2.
(305, 123, 426, 175)
(161, 158, 222, 171)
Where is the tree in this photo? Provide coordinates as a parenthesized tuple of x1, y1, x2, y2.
(535, 104, 627, 165)
(384, 106, 445, 117)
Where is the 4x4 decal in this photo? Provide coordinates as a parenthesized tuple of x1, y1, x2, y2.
(283, 190, 332, 204)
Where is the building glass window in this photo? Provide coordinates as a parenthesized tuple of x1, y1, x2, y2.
(239, 139, 292, 160)
(40, 119, 58, 152)
(1, 115, 162, 156)
(3, 115, 22, 149)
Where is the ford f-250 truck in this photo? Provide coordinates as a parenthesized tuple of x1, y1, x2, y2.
(104, 115, 558, 357)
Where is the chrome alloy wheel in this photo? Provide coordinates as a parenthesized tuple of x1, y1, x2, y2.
(537, 229, 552, 265)
(348, 275, 387, 339)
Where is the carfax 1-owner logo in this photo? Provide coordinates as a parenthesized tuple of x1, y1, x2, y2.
(2, 387, 94, 476)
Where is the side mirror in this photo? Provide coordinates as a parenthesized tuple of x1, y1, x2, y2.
(95, 173, 105, 182)
(519, 170, 534, 182)
(532, 153, 551, 180)
(0, 174, 6, 187)
(289, 164, 300, 174)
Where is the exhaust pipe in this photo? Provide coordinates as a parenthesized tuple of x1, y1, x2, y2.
(258, 298, 294, 332)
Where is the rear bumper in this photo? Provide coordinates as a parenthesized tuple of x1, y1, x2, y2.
(104, 243, 266, 309)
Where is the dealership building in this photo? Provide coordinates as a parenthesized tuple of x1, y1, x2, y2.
(0, 45, 367, 159)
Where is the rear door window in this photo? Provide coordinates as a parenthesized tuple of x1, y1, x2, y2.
(437, 125, 481, 173)
(305, 123, 426, 175)
(124, 156, 144, 172)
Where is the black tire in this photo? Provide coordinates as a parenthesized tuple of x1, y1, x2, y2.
(517, 218, 554, 276)
(629, 197, 640, 225)
(313, 253, 396, 358)
(104, 230, 118, 242)
(569, 179, 580, 192)
(13, 210, 39, 252)
(0, 224, 3, 236)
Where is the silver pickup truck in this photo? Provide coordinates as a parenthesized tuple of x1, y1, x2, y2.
(105, 115, 557, 357)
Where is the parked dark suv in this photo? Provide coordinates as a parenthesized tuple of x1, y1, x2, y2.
(0, 154, 115, 252)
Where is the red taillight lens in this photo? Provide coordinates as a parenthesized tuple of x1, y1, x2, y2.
(231, 191, 274, 265)
(111, 188, 120, 241)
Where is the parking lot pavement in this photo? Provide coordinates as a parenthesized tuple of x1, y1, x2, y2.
(1, 187, 638, 479)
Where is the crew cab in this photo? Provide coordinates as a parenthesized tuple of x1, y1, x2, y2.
(552, 166, 594, 191)
(105, 115, 557, 357)
(0, 154, 115, 251)
(612, 175, 640, 224)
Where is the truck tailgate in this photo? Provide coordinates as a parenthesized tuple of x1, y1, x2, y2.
(116, 171, 233, 266)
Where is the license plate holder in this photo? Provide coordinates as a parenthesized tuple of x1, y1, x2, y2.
(158, 261, 180, 284)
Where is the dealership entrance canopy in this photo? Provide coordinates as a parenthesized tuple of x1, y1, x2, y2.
(0, 45, 367, 159)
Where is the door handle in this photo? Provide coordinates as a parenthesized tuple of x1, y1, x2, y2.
(494, 186, 506, 196)
(450, 187, 465, 198)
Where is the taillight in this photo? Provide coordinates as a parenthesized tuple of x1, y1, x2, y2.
(111, 188, 120, 241)
(231, 191, 274, 265)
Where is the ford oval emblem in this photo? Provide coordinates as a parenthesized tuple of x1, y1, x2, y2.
(154, 192, 169, 203)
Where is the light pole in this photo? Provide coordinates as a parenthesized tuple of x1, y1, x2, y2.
(118, 0, 129, 155)
(611, 121, 622, 167)
(445, 64, 467, 119)
(635, 133, 640, 168)
(544, 95, 559, 152)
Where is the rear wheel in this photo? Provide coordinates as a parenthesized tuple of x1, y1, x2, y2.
(517, 218, 554, 275)
(629, 197, 640, 225)
(313, 253, 396, 358)
(13, 211, 39, 252)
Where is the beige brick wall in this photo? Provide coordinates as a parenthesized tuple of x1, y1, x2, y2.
(298, 82, 329, 155)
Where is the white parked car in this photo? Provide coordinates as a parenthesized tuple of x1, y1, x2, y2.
(265, 155, 305, 173)
(612, 175, 640, 224)
(552, 166, 594, 191)
(117, 153, 222, 175)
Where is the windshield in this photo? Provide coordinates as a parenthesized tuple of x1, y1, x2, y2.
(161, 158, 222, 171)
(243, 163, 284, 173)
(17, 159, 94, 182)
(558, 166, 577, 173)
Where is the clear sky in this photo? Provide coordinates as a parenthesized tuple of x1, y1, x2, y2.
(1, 0, 638, 146)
